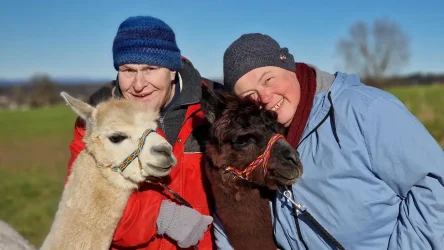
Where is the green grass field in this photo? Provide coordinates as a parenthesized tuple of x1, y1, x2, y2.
(0, 84, 443, 247)
(0, 105, 77, 246)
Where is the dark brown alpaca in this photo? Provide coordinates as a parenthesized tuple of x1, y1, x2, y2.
(200, 86, 303, 250)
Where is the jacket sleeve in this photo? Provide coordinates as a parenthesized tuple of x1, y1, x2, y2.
(66, 117, 164, 247)
(111, 190, 164, 247)
(363, 96, 444, 249)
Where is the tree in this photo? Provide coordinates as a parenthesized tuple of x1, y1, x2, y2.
(29, 73, 58, 107)
(336, 18, 410, 84)
(11, 85, 27, 105)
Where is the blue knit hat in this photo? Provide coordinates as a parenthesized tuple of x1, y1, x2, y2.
(112, 16, 182, 71)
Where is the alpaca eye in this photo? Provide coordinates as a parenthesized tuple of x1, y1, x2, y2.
(233, 139, 247, 148)
(108, 134, 128, 144)
(232, 136, 254, 150)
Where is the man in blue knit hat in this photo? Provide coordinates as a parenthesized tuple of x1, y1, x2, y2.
(65, 16, 220, 250)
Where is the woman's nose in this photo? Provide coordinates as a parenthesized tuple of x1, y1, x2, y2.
(258, 89, 272, 104)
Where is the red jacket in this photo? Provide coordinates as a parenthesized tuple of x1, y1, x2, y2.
(66, 103, 215, 250)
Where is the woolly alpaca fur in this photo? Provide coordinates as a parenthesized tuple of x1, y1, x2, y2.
(39, 151, 135, 250)
(200, 86, 303, 250)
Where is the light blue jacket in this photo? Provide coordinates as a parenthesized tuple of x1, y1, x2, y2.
(213, 70, 444, 249)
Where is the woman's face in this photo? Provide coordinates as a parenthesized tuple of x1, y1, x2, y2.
(117, 64, 176, 112)
(234, 66, 301, 127)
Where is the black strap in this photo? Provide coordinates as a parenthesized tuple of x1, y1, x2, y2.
(291, 203, 345, 250)
(303, 210, 345, 250)
(294, 209, 310, 249)
(157, 182, 193, 208)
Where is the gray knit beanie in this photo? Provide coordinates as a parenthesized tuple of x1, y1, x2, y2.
(223, 33, 296, 91)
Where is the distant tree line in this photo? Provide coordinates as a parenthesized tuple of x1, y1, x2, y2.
(8, 74, 58, 107)
(2, 73, 106, 108)
(2, 72, 444, 109)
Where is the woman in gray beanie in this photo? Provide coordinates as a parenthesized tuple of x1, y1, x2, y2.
(214, 33, 444, 250)
(65, 16, 220, 250)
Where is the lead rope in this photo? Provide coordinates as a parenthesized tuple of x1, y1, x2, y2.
(156, 182, 193, 208)
(278, 189, 345, 250)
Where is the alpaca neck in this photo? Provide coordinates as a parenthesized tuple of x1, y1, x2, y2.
(40, 151, 136, 250)
(206, 163, 278, 250)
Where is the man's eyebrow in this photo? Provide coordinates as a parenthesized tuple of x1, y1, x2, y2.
(141, 65, 155, 69)
(119, 65, 136, 70)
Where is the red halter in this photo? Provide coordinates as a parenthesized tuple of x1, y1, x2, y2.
(225, 134, 284, 181)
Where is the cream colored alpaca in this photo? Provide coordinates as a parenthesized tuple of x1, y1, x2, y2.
(36, 92, 176, 250)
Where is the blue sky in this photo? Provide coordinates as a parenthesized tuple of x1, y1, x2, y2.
(1, 0, 443, 80)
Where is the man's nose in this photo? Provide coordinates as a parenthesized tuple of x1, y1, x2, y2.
(133, 72, 146, 91)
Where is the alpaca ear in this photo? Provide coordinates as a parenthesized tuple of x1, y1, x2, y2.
(60, 92, 96, 122)
(201, 84, 225, 124)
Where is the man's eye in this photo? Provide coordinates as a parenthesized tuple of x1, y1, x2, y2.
(108, 134, 128, 144)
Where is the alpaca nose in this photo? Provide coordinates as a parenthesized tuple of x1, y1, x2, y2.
(276, 139, 300, 166)
(151, 144, 172, 158)
(285, 151, 300, 166)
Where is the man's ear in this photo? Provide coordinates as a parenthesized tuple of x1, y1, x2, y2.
(170, 70, 177, 82)
(201, 84, 225, 124)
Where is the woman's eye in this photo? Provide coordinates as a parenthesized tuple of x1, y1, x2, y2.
(108, 134, 127, 144)
(243, 93, 258, 101)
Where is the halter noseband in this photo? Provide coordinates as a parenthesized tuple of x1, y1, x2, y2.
(225, 134, 284, 181)
(108, 128, 155, 173)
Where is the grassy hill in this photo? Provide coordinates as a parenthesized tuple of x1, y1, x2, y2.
(0, 84, 443, 247)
